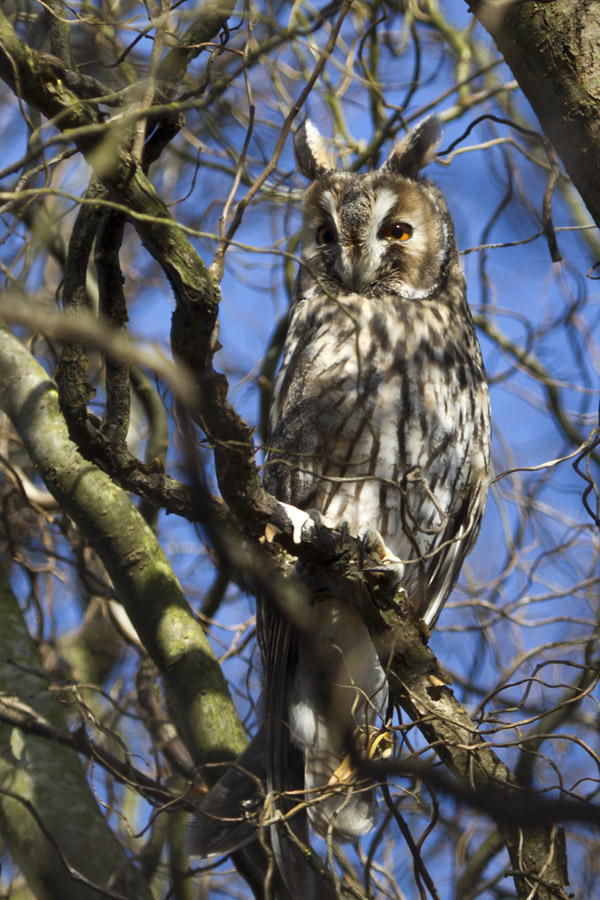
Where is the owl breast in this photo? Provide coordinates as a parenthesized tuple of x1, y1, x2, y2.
(265, 264, 490, 621)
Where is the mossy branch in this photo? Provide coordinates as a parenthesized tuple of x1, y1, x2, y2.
(0, 324, 248, 775)
(0, 566, 155, 900)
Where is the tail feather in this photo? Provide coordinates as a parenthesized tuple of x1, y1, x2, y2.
(188, 726, 267, 858)
(189, 592, 389, 897)
(304, 743, 381, 839)
(288, 596, 389, 839)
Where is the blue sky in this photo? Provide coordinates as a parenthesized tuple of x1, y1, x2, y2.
(1, 3, 599, 897)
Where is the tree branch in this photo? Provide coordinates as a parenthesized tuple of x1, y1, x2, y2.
(0, 565, 155, 900)
(471, 0, 600, 228)
(0, 325, 248, 776)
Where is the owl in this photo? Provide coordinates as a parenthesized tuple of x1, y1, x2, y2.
(190, 117, 491, 871)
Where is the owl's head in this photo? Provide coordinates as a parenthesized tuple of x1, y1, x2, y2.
(294, 117, 457, 299)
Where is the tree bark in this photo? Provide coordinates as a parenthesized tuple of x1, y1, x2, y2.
(0, 566, 154, 900)
(0, 326, 248, 775)
(472, 0, 600, 228)
(378, 612, 570, 900)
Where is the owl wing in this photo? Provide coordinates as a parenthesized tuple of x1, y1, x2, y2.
(417, 476, 488, 628)
(256, 585, 305, 812)
(187, 726, 268, 856)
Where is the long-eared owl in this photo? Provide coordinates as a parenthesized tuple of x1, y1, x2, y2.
(190, 117, 490, 865)
(261, 116, 491, 840)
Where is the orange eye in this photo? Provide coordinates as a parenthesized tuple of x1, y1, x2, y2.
(316, 224, 336, 245)
(379, 222, 413, 241)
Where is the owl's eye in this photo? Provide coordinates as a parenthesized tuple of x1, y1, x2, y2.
(379, 222, 413, 241)
(316, 224, 336, 246)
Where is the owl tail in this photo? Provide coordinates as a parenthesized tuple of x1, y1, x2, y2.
(189, 596, 389, 897)
(302, 722, 392, 839)
(187, 725, 269, 858)
(259, 593, 390, 899)
(287, 597, 390, 839)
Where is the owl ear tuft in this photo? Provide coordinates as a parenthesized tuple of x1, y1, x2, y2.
(294, 120, 334, 181)
(382, 116, 442, 178)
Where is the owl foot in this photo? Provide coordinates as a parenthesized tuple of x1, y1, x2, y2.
(361, 531, 404, 583)
(360, 530, 405, 587)
(303, 510, 354, 555)
(328, 727, 394, 788)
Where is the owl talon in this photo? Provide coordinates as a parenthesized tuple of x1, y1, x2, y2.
(335, 518, 351, 550)
(360, 530, 404, 586)
(305, 508, 324, 536)
(304, 511, 352, 554)
(328, 727, 394, 787)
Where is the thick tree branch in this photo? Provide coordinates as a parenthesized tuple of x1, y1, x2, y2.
(471, 0, 600, 228)
(45, 0, 75, 69)
(0, 565, 155, 900)
(95, 210, 130, 444)
(157, 0, 239, 87)
(378, 615, 569, 900)
(0, 325, 248, 776)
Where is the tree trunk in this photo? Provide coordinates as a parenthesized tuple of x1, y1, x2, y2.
(0, 566, 154, 900)
(472, 0, 600, 228)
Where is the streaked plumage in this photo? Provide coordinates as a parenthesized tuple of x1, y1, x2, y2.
(262, 115, 490, 840)
(189, 117, 490, 875)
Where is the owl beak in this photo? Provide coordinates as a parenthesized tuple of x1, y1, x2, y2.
(336, 244, 374, 293)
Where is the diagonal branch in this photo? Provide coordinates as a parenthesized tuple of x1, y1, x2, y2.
(360, 593, 570, 900)
(0, 324, 248, 775)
